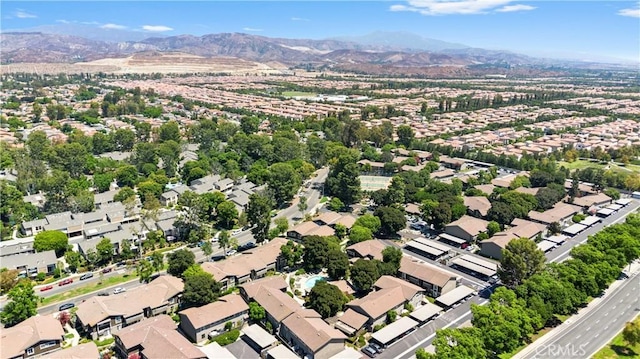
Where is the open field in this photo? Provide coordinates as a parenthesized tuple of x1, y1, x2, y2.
(282, 91, 318, 97)
(558, 160, 640, 173)
(0, 53, 288, 75)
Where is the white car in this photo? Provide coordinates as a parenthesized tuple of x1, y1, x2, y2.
(113, 287, 126, 294)
(226, 249, 237, 256)
(232, 229, 242, 235)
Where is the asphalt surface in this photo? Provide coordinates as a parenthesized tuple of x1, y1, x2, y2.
(546, 200, 640, 263)
(516, 262, 640, 359)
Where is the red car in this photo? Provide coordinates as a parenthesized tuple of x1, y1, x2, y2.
(58, 278, 73, 286)
(39, 285, 53, 292)
(102, 267, 113, 274)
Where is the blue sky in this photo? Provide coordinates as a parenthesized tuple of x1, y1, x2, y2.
(2, 1, 639, 62)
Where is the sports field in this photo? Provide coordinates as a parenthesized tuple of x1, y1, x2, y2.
(282, 91, 317, 98)
(359, 175, 392, 191)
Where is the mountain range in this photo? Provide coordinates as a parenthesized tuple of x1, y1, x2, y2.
(0, 30, 630, 72)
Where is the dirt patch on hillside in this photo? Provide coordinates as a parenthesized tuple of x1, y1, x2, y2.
(0, 53, 288, 75)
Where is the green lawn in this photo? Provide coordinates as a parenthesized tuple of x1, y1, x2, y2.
(282, 91, 317, 98)
(39, 272, 139, 307)
(558, 160, 640, 173)
(592, 330, 640, 359)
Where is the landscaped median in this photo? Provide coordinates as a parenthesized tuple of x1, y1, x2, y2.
(38, 272, 138, 307)
(592, 316, 640, 359)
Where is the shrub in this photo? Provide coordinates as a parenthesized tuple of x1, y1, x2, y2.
(373, 323, 386, 332)
(295, 268, 306, 275)
(36, 272, 46, 281)
(224, 321, 233, 331)
(212, 329, 240, 346)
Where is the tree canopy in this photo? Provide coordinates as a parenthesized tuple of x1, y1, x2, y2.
(498, 238, 546, 289)
(33, 230, 68, 257)
(167, 249, 196, 278)
(307, 281, 348, 318)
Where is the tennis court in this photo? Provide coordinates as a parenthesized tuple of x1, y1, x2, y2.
(359, 175, 392, 191)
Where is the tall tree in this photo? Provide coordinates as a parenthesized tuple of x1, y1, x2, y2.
(0, 281, 38, 327)
(218, 230, 238, 256)
(498, 238, 546, 288)
(267, 163, 301, 206)
(350, 259, 380, 292)
(418, 328, 487, 359)
(33, 230, 68, 257)
(307, 281, 348, 318)
(396, 125, 414, 148)
(182, 272, 222, 308)
(374, 206, 406, 237)
(167, 249, 195, 278)
(247, 192, 274, 243)
(216, 201, 239, 229)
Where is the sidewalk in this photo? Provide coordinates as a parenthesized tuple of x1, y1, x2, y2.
(513, 260, 640, 359)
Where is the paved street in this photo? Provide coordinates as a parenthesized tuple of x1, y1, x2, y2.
(546, 200, 640, 263)
(515, 261, 640, 359)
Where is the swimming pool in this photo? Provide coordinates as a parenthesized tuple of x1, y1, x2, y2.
(303, 275, 328, 290)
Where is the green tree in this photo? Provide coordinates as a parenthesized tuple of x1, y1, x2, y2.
(350, 259, 380, 292)
(348, 225, 373, 245)
(119, 239, 134, 260)
(280, 240, 304, 268)
(240, 116, 260, 134)
(268, 163, 301, 206)
(328, 197, 344, 212)
(0, 269, 19, 295)
(374, 206, 406, 237)
(418, 328, 487, 359)
(150, 251, 164, 273)
(201, 241, 213, 256)
(0, 280, 38, 327)
(247, 192, 274, 243)
(396, 125, 414, 148)
(137, 260, 153, 283)
(307, 281, 348, 318)
(218, 231, 239, 257)
(114, 187, 136, 203)
(249, 302, 266, 322)
(354, 214, 381, 233)
(297, 196, 308, 213)
(96, 238, 114, 264)
(158, 120, 181, 143)
(33, 230, 69, 257)
(498, 238, 546, 289)
(471, 287, 541, 354)
(326, 250, 350, 280)
(386, 310, 397, 324)
(274, 217, 289, 235)
(167, 249, 196, 278)
(93, 173, 114, 193)
(303, 236, 334, 272)
(217, 201, 239, 229)
(182, 264, 205, 278)
(622, 318, 640, 347)
(326, 154, 361, 206)
(182, 272, 222, 308)
(381, 246, 403, 275)
(487, 221, 501, 237)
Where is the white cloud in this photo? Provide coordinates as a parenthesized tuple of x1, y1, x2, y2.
(56, 19, 71, 24)
(243, 27, 263, 32)
(101, 23, 127, 30)
(497, 4, 536, 12)
(15, 9, 37, 18)
(291, 17, 310, 21)
(389, 0, 537, 15)
(142, 25, 173, 32)
(81, 21, 99, 25)
(618, 6, 640, 18)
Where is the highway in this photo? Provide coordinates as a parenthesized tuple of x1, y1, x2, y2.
(515, 261, 640, 359)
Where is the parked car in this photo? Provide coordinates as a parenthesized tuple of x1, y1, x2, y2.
(80, 273, 94, 280)
(232, 229, 242, 235)
(113, 287, 126, 294)
(58, 303, 75, 311)
(102, 267, 113, 274)
(225, 249, 237, 256)
(58, 278, 73, 286)
(97, 291, 110, 296)
(244, 242, 256, 249)
(370, 342, 384, 353)
(40, 285, 53, 292)
(362, 346, 377, 358)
